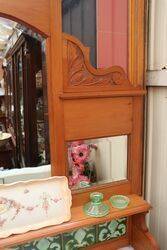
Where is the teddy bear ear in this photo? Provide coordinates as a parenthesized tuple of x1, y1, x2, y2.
(70, 140, 85, 147)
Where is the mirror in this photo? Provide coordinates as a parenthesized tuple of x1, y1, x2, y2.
(67, 135, 128, 190)
(0, 17, 51, 181)
(62, 0, 128, 71)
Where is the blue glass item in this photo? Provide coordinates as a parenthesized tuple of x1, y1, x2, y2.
(84, 192, 110, 217)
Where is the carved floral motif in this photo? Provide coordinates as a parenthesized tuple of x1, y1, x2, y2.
(66, 40, 130, 88)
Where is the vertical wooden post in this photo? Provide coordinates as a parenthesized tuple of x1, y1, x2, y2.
(47, 0, 66, 176)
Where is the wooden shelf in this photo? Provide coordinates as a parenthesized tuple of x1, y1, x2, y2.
(59, 89, 146, 100)
(0, 194, 151, 248)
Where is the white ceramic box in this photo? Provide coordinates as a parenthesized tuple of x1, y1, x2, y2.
(0, 176, 72, 238)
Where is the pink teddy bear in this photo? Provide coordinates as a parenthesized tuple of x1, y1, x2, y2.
(68, 141, 90, 188)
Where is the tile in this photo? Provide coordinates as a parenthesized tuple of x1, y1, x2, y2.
(62, 226, 96, 250)
(12, 235, 62, 250)
(12, 219, 127, 249)
(11, 247, 23, 250)
(97, 217, 127, 242)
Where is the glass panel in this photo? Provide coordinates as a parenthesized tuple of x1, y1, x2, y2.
(17, 53, 25, 167)
(5, 61, 14, 123)
(0, 17, 50, 172)
(97, 0, 128, 70)
(9, 61, 14, 124)
(35, 68, 49, 165)
(67, 135, 128, 190)
(62, 0, 97, 67)
(62, 0, 128, 71)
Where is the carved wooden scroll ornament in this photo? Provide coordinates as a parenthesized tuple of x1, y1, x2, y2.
(63, 34, 132, 92)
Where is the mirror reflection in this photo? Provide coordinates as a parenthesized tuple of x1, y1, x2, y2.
(67, 135, 128, 190)
(62, 0, 128, 70)
(0, 17, 50, 173)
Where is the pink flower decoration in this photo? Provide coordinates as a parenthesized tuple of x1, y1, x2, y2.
(69, 176, 75, 187)
(69, 174, 89, 188)
(71, 144, 90, 164)
(70, 141, 84, 147)
(78, 175, 89, 183)
(74, 163, 85, 173)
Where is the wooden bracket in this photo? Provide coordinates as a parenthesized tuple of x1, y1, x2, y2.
(131, 213, 160, 250)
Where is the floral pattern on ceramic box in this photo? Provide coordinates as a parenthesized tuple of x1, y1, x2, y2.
(0, 176, 72, 238)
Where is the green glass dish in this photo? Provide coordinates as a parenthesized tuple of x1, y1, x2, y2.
(109, 195, 130, 209)
(83, 192, 110, 218)
(79, 181, 90, 188)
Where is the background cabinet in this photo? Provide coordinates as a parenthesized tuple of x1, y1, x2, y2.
(5, 34, 50, 168)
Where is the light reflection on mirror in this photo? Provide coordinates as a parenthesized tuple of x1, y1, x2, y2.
(67, 135, 128, 190)
(0, 17, 50, 178)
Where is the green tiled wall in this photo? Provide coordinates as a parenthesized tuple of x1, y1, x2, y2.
(12, 218, 127, 250)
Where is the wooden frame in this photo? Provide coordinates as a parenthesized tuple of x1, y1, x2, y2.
(0, 0, 64, 176)
(60, 1, 146, 203)
(0, 0, 159, 249)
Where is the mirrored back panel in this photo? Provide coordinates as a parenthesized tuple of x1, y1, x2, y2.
(62, 0, 128, 71)
(0, 18, 50, 171)
(67, 135, 128, 190)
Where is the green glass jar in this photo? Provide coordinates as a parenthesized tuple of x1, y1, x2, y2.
(83, 192, 110, 217)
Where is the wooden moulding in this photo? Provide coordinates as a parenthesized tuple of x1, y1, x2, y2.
(0, 0, 50, 37)
(128, 0, 146, 86)
(0, 194, 151, 249)
(130, 97, 145, 195)
(59, 89, 146, 99)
